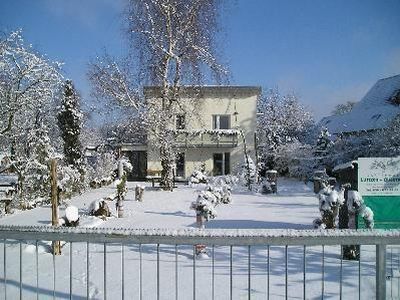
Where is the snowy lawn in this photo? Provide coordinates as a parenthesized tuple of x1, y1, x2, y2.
(0, 178, 398, 299)
(0, 178, 320, 229)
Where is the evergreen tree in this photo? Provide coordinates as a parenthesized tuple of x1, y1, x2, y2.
(315, 127, 333, 156)
(58, 80, 83, 171)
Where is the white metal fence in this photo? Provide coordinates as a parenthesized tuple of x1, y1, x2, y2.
(0, 226, 399, 299)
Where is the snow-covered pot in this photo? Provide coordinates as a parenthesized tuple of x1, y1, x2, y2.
(62, 205, 80, 227)
(135, 185, 145, 202)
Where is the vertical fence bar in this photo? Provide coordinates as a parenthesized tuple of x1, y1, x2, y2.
(36, 240, 39, 300)
(340, 246, 343, 300)
(321, 245, 325, 300)
(69, 242, 73, 300)
(212, 245, 215, 300)
(121, 243, 125, 300)
(248, 245, 251, 300)
(376, 244, 386, 300)
(303, 246, 306, 300)
(230, 245, 233, 300)
(3, 239, 6, 299)
(157, 244, 160, 300)
(53, 244, 56, 300)
(103, 243, 107, 300)
(19, 241, 22, 300)
(359, 245, 361, 300)
(267, 246, 270, 300)
(193, 245, 196, 300)
(175, 245, 178, 300)
(285, 245, 288, 300)
(139, 244, 142, 300)
(391, 246, 393, 299)
(86, 242, 89, 299)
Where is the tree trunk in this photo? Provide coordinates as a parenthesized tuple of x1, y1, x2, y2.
(160, 153, 174, 191)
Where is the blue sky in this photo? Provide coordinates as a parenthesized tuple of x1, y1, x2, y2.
(1, 0, 399, 120)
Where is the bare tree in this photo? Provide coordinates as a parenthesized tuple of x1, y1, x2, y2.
(88, 0, 227, 190)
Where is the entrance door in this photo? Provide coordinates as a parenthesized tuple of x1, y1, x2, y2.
(176, 153, 185, 178)
(213, 152, 230, 176)
(126, 151, 147, 181)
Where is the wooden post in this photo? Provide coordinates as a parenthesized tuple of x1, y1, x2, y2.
(51, 159, 61, 255)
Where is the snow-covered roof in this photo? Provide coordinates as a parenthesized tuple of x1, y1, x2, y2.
(144, 86, 261, 98)
(320, 75, 400, 134)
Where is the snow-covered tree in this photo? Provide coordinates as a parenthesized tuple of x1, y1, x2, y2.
(315, 127, 334, 156)
(88, 0, 228, 190)
(17, 125, 54, 207)
(0, 30, 63, 207)
(0, 30, 62, 141)
(57, 80, 83, 172)
(257, 88, 314, 170)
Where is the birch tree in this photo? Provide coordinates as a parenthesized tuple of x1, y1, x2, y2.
(89, 0, 227, 190)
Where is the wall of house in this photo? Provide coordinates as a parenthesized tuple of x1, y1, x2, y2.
(146, 87, 260, 178)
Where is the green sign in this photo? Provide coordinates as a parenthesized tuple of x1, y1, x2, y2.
(358, 157, 400, 229)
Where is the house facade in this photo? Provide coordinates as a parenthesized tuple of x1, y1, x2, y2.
(142, 86, 260, 179)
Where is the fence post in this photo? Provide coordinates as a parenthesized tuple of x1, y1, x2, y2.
(51, 159, 61, 255)
(376, 244, 386, 300)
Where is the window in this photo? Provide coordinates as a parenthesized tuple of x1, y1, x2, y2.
(213, 152, 230, 176)
(176, 114, 185, 129)
(212, 115, 230, 129)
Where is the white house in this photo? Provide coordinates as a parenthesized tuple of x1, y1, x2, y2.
(136, 86, 261, 180)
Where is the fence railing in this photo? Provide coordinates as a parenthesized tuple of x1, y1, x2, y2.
(0, 226, 399, 299)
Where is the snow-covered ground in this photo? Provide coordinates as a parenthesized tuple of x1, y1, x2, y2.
(0, 178, 398, 299)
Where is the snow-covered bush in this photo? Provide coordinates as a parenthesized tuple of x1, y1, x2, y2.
(190, 195, 217, 221)
(88, 200, 111, 217)
(317, 185, 345, 229)
(57, 164, 85, 201)
(347, 190, 374, 229)
(190, 170, 208, 184)
(86, 152, 117, 188)
(116, 175, 128, 201)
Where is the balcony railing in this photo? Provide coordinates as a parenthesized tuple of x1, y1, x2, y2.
(173, 130, 240, 148)
(0, 226, 399, 299)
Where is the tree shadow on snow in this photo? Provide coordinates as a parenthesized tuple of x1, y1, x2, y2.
(204, 219, 312, 229)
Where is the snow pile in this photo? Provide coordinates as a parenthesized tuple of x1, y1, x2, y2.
(347, 190, 374, 229)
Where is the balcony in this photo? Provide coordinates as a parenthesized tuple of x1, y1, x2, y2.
(173, 129, 240, 148)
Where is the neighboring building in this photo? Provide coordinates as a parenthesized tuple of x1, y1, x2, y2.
(137, 86, 261, 180)
(320, 74, 400, 136)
